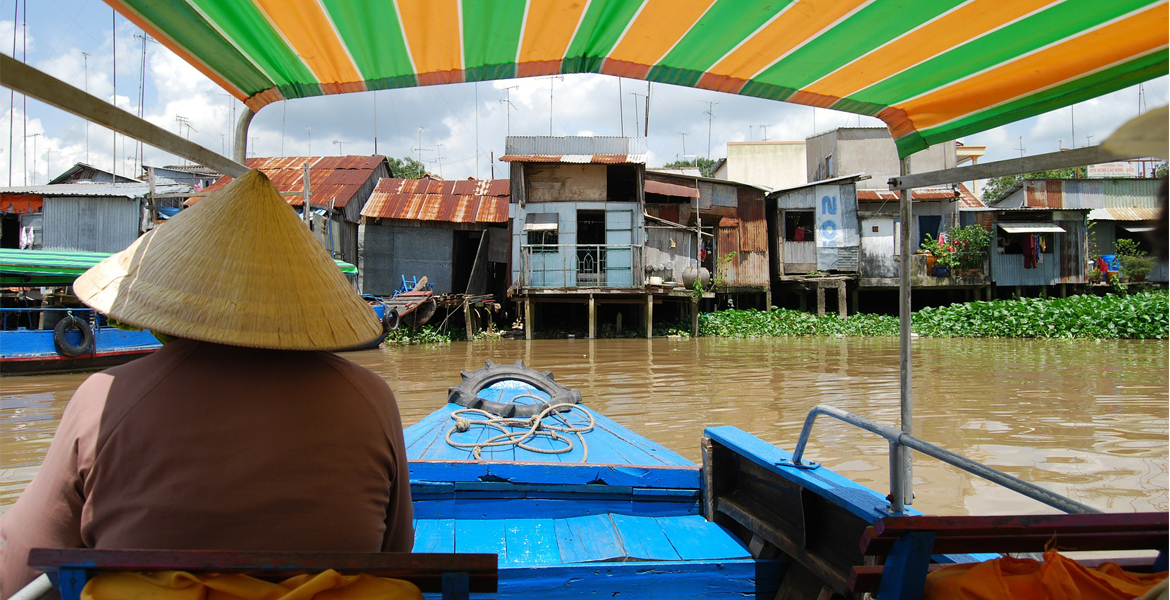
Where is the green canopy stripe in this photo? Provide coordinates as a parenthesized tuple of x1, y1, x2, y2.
(652, 0, 795, 87)
(462, 0, 526, 81)
(849, 0, 1153, 106)
(751, 0, 967, 90)
(184, 0, 317, 90)
(563, 0, 646, 73)
(321, 0, 416, 82)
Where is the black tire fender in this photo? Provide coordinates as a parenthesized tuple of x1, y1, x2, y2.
(448, 360, 582, 418)
(53, 315, 95, 357)
(382, 307, 400, 332)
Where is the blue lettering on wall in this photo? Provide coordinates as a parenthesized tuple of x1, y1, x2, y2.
(821, 220, 838, 247)
(821, 195, 838, 215)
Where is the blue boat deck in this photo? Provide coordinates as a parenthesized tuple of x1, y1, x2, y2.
(405, 384, 779, 598)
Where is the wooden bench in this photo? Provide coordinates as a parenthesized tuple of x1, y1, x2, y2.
(29, 548, 498, 600)
(849, 513, 1169, 600)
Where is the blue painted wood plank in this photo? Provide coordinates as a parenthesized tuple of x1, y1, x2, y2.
(409, 461, 700, 490)
(610, 514, 681, 561)
(412, 496, 696, 520)
(455, 520, 507, 557)
(705, 426, 903, 522)
(554, 515, 626, 563)
(656, 515, 750, 561)
(877, 532, 935, 600)
(496, 559, 780, 599)
(503, 519, 562, 566)
(412, 519, 455, 554)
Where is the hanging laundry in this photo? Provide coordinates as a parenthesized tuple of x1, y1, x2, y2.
(1023, 235, 1037, 269)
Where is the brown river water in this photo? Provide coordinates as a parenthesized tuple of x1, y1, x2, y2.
(2, 337, 1166, 517)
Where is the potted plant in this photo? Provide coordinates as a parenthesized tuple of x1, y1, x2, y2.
(1119, 255, 1155, 282)
(949, 225, 992, 275)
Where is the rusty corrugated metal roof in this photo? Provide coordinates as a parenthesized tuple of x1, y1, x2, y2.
(362, 178, 510, 224)
(193, 156, 386, 208)
(856, 186, 980, 205)
(645, 178, 700, 198)
(1087, 207, 1161, 221)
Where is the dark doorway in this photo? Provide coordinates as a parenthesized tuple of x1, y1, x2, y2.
(577, 210, 605, 284)
(1, 215, 20, 249)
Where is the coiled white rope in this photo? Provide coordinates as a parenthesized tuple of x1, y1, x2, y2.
(445, 399, 594, 462)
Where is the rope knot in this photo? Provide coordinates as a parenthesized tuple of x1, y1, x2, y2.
(454, 417, 471, 433)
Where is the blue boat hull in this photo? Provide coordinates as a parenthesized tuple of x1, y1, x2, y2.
(0, 326, 161, 375)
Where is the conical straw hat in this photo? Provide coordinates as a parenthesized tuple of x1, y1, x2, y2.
(1103, 105, 1169, 160)
(74, 170, 383, 351)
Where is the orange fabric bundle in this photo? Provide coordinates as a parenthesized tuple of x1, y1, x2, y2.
(80, 569, 423, 600)
(925, 550, 1167, 600)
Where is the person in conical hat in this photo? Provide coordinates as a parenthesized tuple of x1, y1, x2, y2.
(0, 171, 415, 598)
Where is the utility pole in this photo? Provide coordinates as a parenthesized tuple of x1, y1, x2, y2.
(679, 132, 688, 157)
(700, 101, 719, 160)
(618, 78, 624, 136)
(373, 90, 378, 154)
(25, 133, 39, 184)
(1070, 104, 1075, 150)
(304, 126, 312, 155)
(111, 7, 117, 178)
(134, 34, 153, 175)
(416, 126, 424, 163)
(219, 92, 236, 157)
(500, 86, 518, 136)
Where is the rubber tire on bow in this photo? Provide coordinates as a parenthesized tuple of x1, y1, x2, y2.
(448, 359, 582, 418)
(53, 315, 95, 357)
(382, 307, 400, 332)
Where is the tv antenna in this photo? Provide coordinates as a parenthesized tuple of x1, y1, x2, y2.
(700, 101, 719, 159)
(500, 85, 519, 136)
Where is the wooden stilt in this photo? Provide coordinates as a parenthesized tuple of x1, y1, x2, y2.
(588, 295, 596, 339)
(524, 300, 533, 341)
(816, 285, 826, 317)
(837, 281, 847, 318)
(464, 299, 474, 340)
(646, 295, 653, 339)
(691, 295, 699, 337)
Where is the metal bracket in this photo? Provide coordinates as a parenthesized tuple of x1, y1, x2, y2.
(775, 458, 820, 470)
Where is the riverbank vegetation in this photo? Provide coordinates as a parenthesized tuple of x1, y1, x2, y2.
(700, 291, 1167, 340)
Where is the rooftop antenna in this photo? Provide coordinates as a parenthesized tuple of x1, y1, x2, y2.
(82, 51, 91, 165)
(618, 78, 624, 136)
(500, 86, 519, 136)
(373, 90, 378, 154)
(1085, 134, 1093, 147)
(304, 126, 312, 155)
(1070, 104, 1075, 150)
(700, 101, 719, 159)
(644, 80, 651, 137)
(7, 0, 17, 186)
(218, 92, 236, 157)
(760, 124, 769, 142)
(135, 34, 155, 175)
(333, 139, 344, 156)
(679, 132, 688, 157)
(629, 92, 646, 136)
(415, 126, 425, 163)
(111, 7, 116, 177)
(281, 102, 286, 156)
(547, 75, 563, 135)
(1016, 136, 1025, 158)
(475, 82, 480, 179)
(749, 125, 754, 141)
(25, 132, 39, 184)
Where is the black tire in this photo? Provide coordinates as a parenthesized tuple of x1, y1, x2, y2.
(53, 315, 95, 357)
(403, 297, 437, 327)
(382, 307, 400, 332)
(448, 360, 582, 418)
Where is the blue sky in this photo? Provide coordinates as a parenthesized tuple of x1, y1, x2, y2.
(2, 0, 1167, 186)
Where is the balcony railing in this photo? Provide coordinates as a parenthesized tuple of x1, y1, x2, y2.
(519, 244, 643, 289)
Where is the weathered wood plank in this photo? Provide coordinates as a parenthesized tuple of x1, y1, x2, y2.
(412, 519, 455, 554)
(413, 497, 691, 521)
(503, 519, 562, 566)
(496, 559, 779, 599)
(409, 461, 700, 489)
(704, 426, 894, 522)
(610, 514, 680, 561)
(554, 515, 625, 563)
(455, 520, 507, 557)
(657, 515, 751, 561)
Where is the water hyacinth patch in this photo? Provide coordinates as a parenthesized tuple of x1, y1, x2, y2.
(698, 291, 1168, 340)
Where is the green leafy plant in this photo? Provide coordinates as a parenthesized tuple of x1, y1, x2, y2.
(948, 225, 992, 269)
(384, 325, 452, 345)
(1115, 238, 1145, 258)
(1119, 255, 1155, 280)
(710, 251, 739, 291)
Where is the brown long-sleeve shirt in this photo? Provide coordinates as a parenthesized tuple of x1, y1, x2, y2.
(0, 339, 414, 598)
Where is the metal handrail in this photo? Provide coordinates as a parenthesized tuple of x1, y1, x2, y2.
(790, 404, 1102, 515)
(519, 243, 642, 289)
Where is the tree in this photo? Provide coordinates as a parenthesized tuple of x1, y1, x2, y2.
(1154, 162, 1168, 178)
(386, 156, 426, 179)
(661, 157, 717, 178)
(982, 167, 1078, 203)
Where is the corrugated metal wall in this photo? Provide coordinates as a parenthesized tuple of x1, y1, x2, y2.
(43, 196, 142, 252)
(358, 223, 455, 295)
(505, 136, 646, 156)
(1024, 179, 1160, 209)
(990, 221, 1086, 286)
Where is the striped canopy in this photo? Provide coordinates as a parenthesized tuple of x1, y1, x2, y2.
(108, 0, 1168, 157)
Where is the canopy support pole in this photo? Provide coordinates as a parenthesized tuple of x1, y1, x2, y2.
(888, 145, 1138, 190)
(233, 108, 255, 164)
(893, 156, 913, 514)
(0, 53, 248, 178)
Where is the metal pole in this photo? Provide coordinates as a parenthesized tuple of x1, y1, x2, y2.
(0, 54, 247, 177)
(302, 162, 311, 226)
(231, 107, 253, 165)
(897, 156, 913, 507)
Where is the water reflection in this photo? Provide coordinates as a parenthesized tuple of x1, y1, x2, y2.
(2, 337, 1166, 516)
